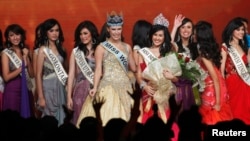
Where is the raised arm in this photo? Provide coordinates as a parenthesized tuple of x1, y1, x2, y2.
(170, 14, 185, 43)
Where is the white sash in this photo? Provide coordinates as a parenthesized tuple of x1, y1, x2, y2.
(43, 48, 68, 86)
(138, 48, 158, 65)
(2, 48, 33, 90)
(73, 47, 94, 85)
(101, 41, 128, 72)
(225, 44, 250, 86)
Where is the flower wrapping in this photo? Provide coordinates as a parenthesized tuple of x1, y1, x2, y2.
(142, 52, 182, 106)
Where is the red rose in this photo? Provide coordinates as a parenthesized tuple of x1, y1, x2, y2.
(185, 57, 190, 63)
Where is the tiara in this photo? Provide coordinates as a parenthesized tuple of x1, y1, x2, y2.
(153, 13, 169, 27)
(107, 11, 124, 26)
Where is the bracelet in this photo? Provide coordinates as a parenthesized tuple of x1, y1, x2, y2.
(140, 81, 147, 90)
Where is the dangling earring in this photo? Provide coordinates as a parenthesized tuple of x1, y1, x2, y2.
(44, 37, 48, 46)
(56, 39, 60, 46)
(92, 39, 96, 44)
(163, 43, 166, 48)
(177, 34, 181, 42)
(7, 41, 11, 48)
(20, 42, 24, 48)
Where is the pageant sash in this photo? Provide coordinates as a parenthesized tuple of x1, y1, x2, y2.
(43, 48, 68, 85)
(101, 41, 128, 72)
(73, 47, 94, 85)
(225, 44, 250, 86)
(2, 49, 33, 90)
(138, 48, 157, 65)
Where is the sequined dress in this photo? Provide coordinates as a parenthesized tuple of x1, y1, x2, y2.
(76, 44, 133, 127)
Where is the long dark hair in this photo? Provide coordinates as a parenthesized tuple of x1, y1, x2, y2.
(195, 21, 221, 68)
(74, 20, 99, 56)
(39, 18, 66, 59)
(174, 18, 194, 53)
(132, 20, 152, 48)
(33, 22, 43, 50)
(222, 17, 248, 54)
(149, 24, 172, 57)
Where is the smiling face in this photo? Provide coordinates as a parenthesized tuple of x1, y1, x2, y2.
(152, 29, 164, 47)
(107, 25, 122, 41)
(179, 21, 193, 39)
(47, 24, 60, 42)
(8, 31, 21, 46)
(80, 27, 92, 45)
(232, 25, 245, 41)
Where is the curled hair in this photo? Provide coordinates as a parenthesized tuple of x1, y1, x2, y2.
(4, 24, 26, 49)
(149, 24, 172, 57)
(74, 20, 99, 56)
(195, 21, 221, 68)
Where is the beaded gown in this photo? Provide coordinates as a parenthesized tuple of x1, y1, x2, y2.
(76, 43, 133, 127)
(71, 57, 95, 125)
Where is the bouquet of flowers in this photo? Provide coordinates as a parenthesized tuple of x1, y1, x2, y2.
(176, 52, 207, 92)
(142, 52, 182, 105)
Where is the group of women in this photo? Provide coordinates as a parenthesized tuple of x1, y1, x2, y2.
(0, 11, 249, 131)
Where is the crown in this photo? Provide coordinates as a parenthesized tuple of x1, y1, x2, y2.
(153, 13, 169, 27)
(106, 11, 124, 26)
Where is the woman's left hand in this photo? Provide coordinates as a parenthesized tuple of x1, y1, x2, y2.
(163, 69, 174, 80)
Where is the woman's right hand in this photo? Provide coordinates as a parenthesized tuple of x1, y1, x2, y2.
(89, 88, 97, 97)
(174, 14, 185, 28)
(67, 98, 73, 110)
(144, 84, 156, 96)
(37, 97, 46, 110)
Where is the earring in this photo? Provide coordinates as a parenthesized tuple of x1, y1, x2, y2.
(92, 39, 96, 44)
(56, 39, 60, 46)
(7, 42, 11, 48)
(177, 34, 181, 42)
(20, 42, 24, 48)
(163, 43, 166, 47)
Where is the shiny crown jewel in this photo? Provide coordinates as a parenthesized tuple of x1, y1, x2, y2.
(107, 11, 124, 26)
(153, 13, 169, 27)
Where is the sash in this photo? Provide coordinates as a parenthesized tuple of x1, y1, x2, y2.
(43, 48, 68, 86)
(2, 49, 33, 90)
(101, 41, 128, 72)
(73, 47, 94, 85)
(138, 48, 158, 65)
(225, 44, 250, 86)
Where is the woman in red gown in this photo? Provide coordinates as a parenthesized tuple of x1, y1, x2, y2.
(220, 17, 250, 125)
(194, 21, 233, 125)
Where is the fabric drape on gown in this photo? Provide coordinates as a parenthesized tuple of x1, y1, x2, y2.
(41, 56, 66, 126)
(20, 60, 31, 118)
